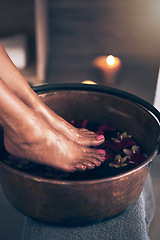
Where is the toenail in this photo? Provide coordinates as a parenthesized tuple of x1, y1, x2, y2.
(97, 161, 101, 165)
(96, 135, 105, 141)
(101, 157, 105, 160)
(83, 165, 87, 170)
(92, 164, 95, 168)
(97, 149, 105, 154)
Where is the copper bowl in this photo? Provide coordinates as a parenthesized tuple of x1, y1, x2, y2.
(0, 83, 159, 226)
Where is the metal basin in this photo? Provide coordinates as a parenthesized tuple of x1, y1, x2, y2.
(0, 83, 159, 226)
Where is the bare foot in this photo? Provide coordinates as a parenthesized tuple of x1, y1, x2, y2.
(3, 111, 105, 172)
(36, 105, 105, 147)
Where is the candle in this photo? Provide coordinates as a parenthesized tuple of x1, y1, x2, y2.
(92, 55, 121, 85)
(81, 80, 97, 85)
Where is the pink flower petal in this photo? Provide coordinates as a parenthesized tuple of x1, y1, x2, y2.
(82, 119, 88, 128)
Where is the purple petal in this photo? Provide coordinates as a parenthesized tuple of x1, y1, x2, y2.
(107, 142, 121, 153)
(129, 153, 147, 165)
(98, 122, 116, 132)
(119, 137, 136, 149)
(97, 140, 110, 149)
(105, 149, 114, 161)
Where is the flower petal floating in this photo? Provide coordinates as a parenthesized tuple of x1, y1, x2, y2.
(81, 119, 88, 128)
(70, 119, 88, 128)
(131, 145, 140, 154)
(96, 130, 104, 136)
(3, 120, 148, 180)
(119, 137, 136, 149)
(129, 153, 147, 166)
(109, 154, 130, 168)
(104, 149, 114, 161)
(123, 149, 132, 156)
(98, 122, 116, 132)
(97, 140, 110, 149)
(70, 120, 147, 168)
(107, 141, 121, 153)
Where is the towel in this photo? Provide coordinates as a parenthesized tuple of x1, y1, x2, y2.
(22, 174, 155, 240)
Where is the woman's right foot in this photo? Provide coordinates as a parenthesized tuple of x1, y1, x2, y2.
(3, 111, 105, 172)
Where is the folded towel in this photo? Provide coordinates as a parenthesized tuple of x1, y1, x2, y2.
(22, 174, 154, 240)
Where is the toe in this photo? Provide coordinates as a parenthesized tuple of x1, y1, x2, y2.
(79, 129, 95, 136)
(74, 163, 87, 171)
(82, 160, 95, 170)
(97, 149, 106, 156)
(86, 157, 102, 167)
(83, 147, 105, 162)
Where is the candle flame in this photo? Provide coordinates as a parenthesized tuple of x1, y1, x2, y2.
(82, 80, 97, 85)
(106, 55, 116, 66)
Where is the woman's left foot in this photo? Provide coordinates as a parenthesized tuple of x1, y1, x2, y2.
(37, 105, 105, 147)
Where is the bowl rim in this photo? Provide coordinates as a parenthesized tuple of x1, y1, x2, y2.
(34, 83, 160, 125)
